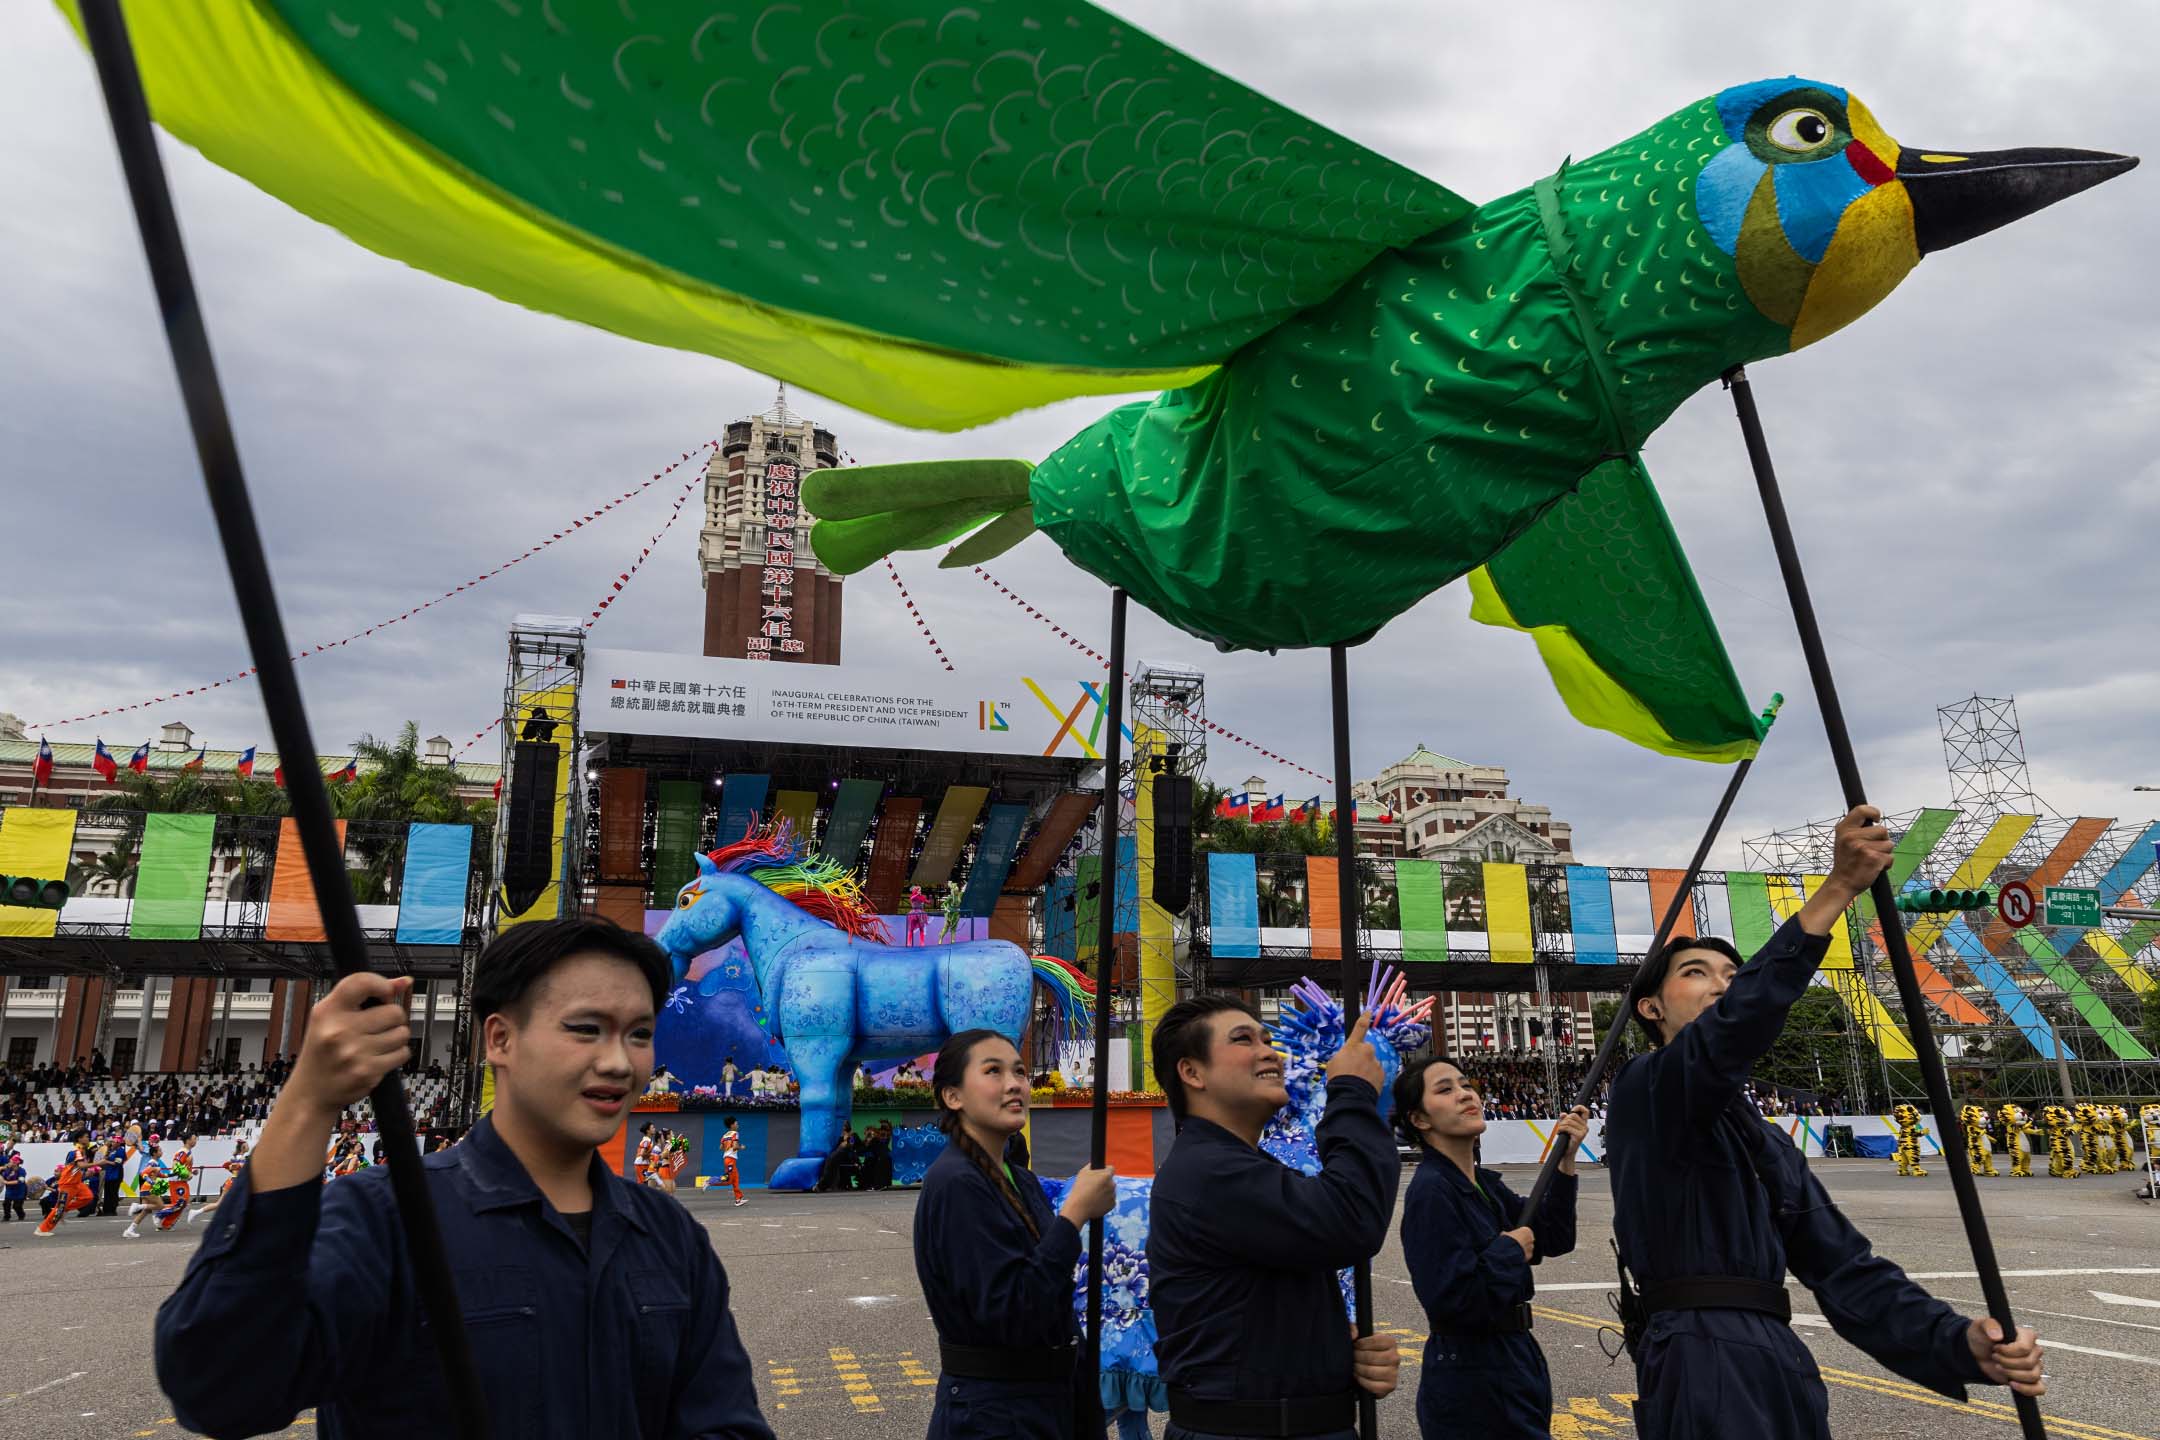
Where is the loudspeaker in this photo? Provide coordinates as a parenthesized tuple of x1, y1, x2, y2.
(1151, 773, 1194, 911)
(501, 739, 560, 916)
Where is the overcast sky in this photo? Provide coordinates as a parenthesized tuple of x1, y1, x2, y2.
(3, 2, 2154, 867)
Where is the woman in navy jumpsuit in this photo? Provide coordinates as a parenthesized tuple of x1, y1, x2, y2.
(912, 1028, 1116, 1440)
(1395, 1055, 1588, 1437)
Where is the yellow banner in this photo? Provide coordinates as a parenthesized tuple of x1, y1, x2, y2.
(1483, 862, 1535, 963)
(0, 809, 78, 937)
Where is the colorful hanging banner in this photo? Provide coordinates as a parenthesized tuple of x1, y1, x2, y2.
(0, 809, 79, 938)
(650, 780, 706, 905)
(865, 796, 924, 913)
(597, 767, 647, 884)
(1393, 858, 1450, 963)
(266, 817, 349, 942)
(1645, 868, 1698, 941)
(716, 773, 771, 849)
(1306, 856, 1342, 962)
(773, 790, 819, 843)
(129, 813, 216, 941)
(1482, 862, 1534, 963)
(1006, 792, 1098, 893)
(821, 779, 884, 865)
(1564, 865, 1618, 963)
(1208, 853, 1261, 959)
(959, 802, 1030, 918)
(395, 823, 473, 945)
(911, 785, 989, 889)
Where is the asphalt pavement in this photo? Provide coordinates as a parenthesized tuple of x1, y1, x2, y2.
(5, 1160, 2157, 1438)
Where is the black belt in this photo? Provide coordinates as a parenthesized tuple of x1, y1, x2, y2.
(936, 1340, 1077, 1383)
(1428, 1302, 1534, 1337)
(1639, 1276, 1792, 1322)
(1167, 1387, 1359, 1438)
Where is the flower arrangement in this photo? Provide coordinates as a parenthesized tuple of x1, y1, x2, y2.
(2041, 1105, 2081, 1178)
(1891, 1104, 1927, 1177)
(1999, 1103, 2034, 1178)
(1960, 1104, 1998, 1177)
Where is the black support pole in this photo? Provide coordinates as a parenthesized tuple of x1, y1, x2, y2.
(1727, 365, 2045, 1440)
(1084, 589, 1128, 1376)
(75, 5, 485, 1436)
(1328, 644, 1380, 1440)
(1517, 746, 1761, 1228)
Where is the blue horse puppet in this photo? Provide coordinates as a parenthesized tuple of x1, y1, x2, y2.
(653, 823, 1095, 1190)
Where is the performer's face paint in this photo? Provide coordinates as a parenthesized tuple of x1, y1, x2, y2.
(485, 950, 658, 1153)
(940, 1035, 1030, 1141)
(1179, 1013, 1290, 1126)
(1639, 944, 1739, 1045)
(1407, 1061, 1486, 1145)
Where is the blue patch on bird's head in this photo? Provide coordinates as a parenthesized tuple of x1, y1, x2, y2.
(1694, 78, 1916, 349)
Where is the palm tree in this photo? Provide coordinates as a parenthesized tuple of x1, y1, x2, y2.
(90, 767, 238, 817)
(337, 722, 495, 902)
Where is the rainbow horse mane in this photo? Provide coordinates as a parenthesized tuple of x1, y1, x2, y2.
(706, 821, 893, 943)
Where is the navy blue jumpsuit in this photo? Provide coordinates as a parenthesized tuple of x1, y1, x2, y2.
(1148, 1076, 1399, 1440)
(1400, 1150, 1576, 1437)
(912, 1142, 1098, 1440)
(1606, 916, 1987, 1439)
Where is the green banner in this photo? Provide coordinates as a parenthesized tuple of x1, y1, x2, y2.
(130, 813, 216, 940)
(1394, 859, 1450, 963)
(822, 779, 884, 867)
(1855, 807, 1957, 925)
(1725, 871, 1776, 956)
(650, 780, 706, 906)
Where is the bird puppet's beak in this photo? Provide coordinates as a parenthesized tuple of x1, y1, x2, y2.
(1896, 147, 2137, 255)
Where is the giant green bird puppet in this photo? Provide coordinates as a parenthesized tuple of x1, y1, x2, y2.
(67, 3, 2132, 761)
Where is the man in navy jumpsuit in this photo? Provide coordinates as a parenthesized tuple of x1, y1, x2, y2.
(1147, 996, 1401, 1440)
(1607, 806, 2045, 1439)
(154, 919, 772, 1440)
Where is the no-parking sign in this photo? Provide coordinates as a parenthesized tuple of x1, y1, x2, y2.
(1997, 880, 2036, 929)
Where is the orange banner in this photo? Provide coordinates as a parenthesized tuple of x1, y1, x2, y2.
(266, 817, 348, 942)
(1646, 869, 1698, 940)
(865, 797, 924, 913)
(1307, 856, 1342, 961)
(1006, 792, 1098, 893)
(597, 767, 647, 884)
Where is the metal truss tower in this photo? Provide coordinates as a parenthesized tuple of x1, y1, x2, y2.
(1940, 694, 2041, 816)
(449, 614, 587, 1127)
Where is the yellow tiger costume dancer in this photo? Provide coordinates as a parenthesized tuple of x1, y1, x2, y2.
(1891, 1103, 1927, 1177)
(1961, 1104, 1998, 1177)
(2042, 1105, 2081, 1178)
(1999, 1103, 2035, 1178)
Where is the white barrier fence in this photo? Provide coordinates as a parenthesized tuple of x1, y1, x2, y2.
(1459, 1113, 1945, 1166)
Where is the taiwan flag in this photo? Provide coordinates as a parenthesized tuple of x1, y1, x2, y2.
(181, 746, 207, 772)
(32, 737, 53, 787)
(327, 758, 358, 784)
(1255, 794, 1286, 823)
(235, 746, 256, 779)
(1219, 792, 1249, 820)
(127, 741, 151, 774)
(272, 763, 286, 789)
(92, 740, 119, 783)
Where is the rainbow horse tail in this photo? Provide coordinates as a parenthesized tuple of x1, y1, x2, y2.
(1031, 955, 1096, 1050)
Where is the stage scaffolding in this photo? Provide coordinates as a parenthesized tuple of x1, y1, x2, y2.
(1742, 695, 2160, 1107)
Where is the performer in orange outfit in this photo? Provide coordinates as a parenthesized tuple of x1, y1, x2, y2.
(35, 1155, 96, 1236)
(720, 1117, 747, 1207)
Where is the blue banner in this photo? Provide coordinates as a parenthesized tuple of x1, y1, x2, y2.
(959, 803, 1030, 917)
(1208, 853, 1261, 958)
(1044, 874, 1076, 962)
(395, 823, 473, 944)
(1564, 865, 1618, 963)
(716, 773, 771, 847)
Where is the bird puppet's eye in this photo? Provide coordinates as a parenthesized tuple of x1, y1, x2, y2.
(1766, 108, 1833, 153)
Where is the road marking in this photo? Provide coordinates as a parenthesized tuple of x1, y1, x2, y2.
(830, 1347, 881, 1413)
(0, 1372, 87, 1405)
(1793, 1314, 2160, 1368)
(2093, 1291, 2160, 1311)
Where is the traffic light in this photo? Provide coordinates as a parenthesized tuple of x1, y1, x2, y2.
(0, 874, 69, 909)
(1894, 887, 1992, 914)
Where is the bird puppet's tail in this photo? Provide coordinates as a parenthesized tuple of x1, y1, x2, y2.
(804, 459, 1037, 574)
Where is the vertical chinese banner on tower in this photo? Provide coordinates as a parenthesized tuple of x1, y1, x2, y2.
(752, 462, 806, 660)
